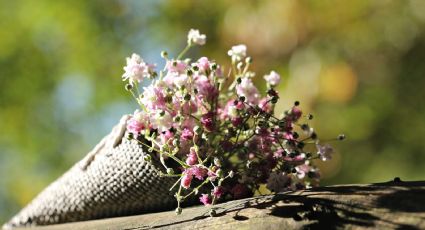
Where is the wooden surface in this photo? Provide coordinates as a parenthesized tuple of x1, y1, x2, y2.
(15, 180, 425, 230)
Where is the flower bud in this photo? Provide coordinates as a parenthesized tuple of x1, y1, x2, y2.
(125, 84, 133, 91)
(211, 63, 217, 70)
(271, 96, 278, 104)
(165, 95, 172, 103)
(172, 139, 180, 147)
(307, 114, 314, 120)
(144, 154, 152, 162)
(193, 125, 203, 135)
(246, 160, 252, 168)
(209, 209, 217, 217)
(161, 51, 168, 58)
(245, 57, 253, 64)
(166, 168, 174, 175)
(173, 115, 181, 122)
(216, 169, 224, 178)
(237, 62, 243, 70)
(278, 120, 286, 128)
(127, 132, 134, 140)
(301, 124, 310, 131)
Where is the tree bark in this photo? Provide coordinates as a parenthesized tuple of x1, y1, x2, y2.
(16, 180, 425, 230)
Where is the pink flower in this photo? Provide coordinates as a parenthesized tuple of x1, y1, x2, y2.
(140, 85, 166, 110)
(160, 130, 174, 145)
(220, 100, 239, 120)
(231, 117, 243, 127)
(284, 153, 306, 163)
(264, 71, 281, 86)
(235, 100, 245, 110)
(259, 98, 272, 113)
(201, 112, 214, 132)
(212, 186, 224, 198)
(190, 166, 207, 180)
(283, 132, 294, 140)
(181, 172, 193, 189)
(317, 144, 334, 161)
(215, 65, 223, 78)
(273, 149, 285, 158)
(185, 148, 198, 166)
(295, 164, 311, 179)
(199, 194, 212, 206)
(127, 118, 145, 135)
(195, 75, 218, 102)
(236, 77, 260, 104)
(283, 118, 294, 132)
(122, 53, 155, 85)
(181, 101, 198, 115)
(166, 60, 188, 73)
(181, 128, 194, 141)
(207, 170, 217, 181)
(197, 57, 210, 73)
(290, 107, 302, 121)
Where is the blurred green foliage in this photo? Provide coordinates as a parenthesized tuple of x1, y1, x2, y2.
(1, 0, 425, 223)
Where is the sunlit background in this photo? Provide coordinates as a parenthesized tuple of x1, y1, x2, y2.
(1, 0, 425, 223)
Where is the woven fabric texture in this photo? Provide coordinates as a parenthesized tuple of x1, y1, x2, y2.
(3, 116, 178, 229)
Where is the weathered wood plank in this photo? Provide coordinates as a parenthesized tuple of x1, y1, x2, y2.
(15, 180, 425, 230)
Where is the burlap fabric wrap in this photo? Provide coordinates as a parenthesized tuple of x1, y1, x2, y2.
(3, 115, 178, 229)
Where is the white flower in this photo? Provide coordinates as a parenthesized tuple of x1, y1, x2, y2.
(174, 73, 189, 89)
(187, 29, 206, 46)
(150, 110, 173, 132)
(266, 172, 290, 192)
(317, 144, 334, 161)
(227, 44, 247, 62)
(235, 77, 260, 104)
(264, 71, 281, 86)
(122, 53, 155, 86)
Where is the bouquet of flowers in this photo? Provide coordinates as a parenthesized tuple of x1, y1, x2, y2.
(122, 29, 344, 213)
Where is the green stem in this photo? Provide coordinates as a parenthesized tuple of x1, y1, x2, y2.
(177, 44, 192, 60)
(170, 177, 183, 191)
(183, 179, 210, 199)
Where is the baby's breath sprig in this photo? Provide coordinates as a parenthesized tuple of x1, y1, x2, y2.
(121, 29, 344, 213)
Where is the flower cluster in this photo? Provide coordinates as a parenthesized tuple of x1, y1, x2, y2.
(121, 29, 344, 213)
